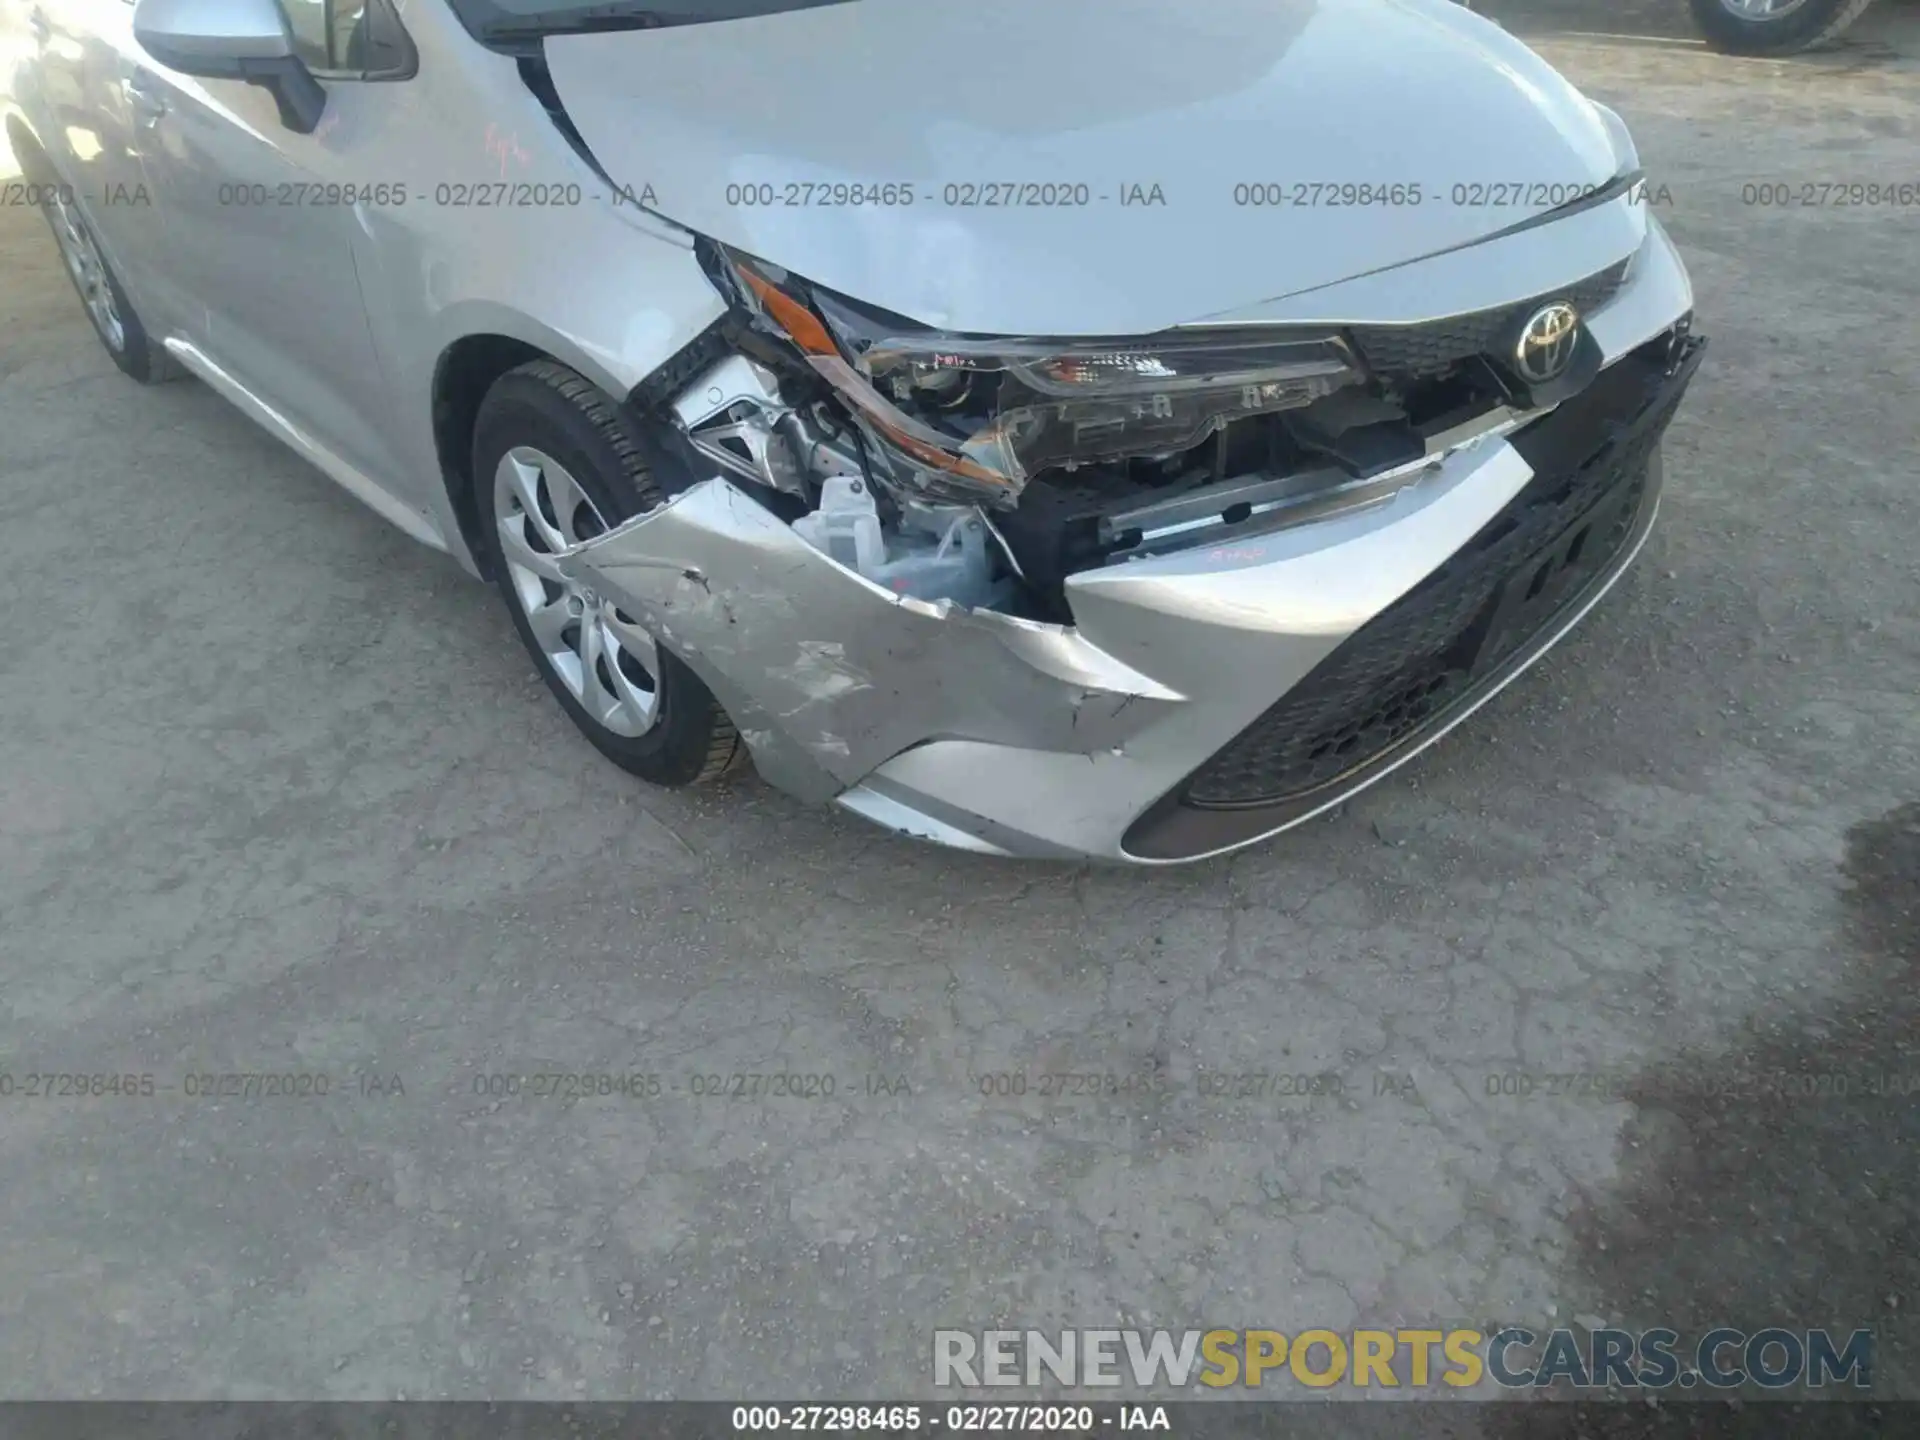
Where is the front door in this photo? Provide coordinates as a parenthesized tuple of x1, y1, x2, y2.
(126, 0, 416, 492)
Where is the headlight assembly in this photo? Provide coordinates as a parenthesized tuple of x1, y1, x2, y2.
(720, 247, 1363, 507)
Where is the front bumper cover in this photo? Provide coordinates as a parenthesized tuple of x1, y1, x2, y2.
(559, 220, 1704, 864)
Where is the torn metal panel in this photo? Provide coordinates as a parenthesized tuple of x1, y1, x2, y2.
(556, 479, 1184, 802)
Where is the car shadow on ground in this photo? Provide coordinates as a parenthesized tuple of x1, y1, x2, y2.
(1471, 800, 1919, 1434)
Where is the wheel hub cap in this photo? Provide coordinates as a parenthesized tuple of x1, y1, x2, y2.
(49, 194, 125, 353)
(1720, 0, 1812, 19)
(492, 446, 662, 737)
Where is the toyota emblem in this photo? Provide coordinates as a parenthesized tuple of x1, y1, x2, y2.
(1514, 302, 1581, 384)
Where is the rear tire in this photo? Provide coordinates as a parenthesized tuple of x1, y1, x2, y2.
(473, 359, 745, 788)
(1687, 0, 1876, 54)
(34, 174, 182, 384)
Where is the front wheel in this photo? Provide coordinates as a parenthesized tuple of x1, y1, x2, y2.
(473, 360, 745, 788)
(1687, 0, 1876, 54)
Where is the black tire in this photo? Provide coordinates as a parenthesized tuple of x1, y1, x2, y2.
(1687, 0, 1876, 54)
(28, 163, 182, 384)
(472, 359, 744, 787)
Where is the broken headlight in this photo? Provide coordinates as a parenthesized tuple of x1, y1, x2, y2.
(720, 248, 1363, 507)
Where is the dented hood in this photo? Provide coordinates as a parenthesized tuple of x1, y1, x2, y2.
(543, 0, 1624, 336)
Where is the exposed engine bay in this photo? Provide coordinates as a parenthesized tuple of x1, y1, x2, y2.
(650, 241, 1620, 622)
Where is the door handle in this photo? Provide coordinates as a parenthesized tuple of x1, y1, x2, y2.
(122, 73, 168, 122)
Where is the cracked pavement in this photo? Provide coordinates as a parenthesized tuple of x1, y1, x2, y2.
(0, 0, 1916, 1420)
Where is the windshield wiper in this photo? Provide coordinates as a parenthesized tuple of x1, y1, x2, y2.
(480, 6, 701, 43)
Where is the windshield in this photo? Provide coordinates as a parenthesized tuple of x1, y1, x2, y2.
(453, 0, 856, 43)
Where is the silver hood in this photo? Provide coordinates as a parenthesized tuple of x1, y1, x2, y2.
(544, 0, 1626, 336)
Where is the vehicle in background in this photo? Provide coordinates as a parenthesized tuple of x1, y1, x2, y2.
(1689, 0, 1877, 52)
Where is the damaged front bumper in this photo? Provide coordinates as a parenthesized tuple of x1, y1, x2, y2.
(559, 222, 1705, 864)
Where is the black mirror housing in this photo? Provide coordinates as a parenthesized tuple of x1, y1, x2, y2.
(131, 0, 327, 133)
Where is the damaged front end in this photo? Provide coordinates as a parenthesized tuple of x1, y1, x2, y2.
(551, 475, 1183, 817)
(557, 224, 1705, 862)
(642, 242, 1600, 621)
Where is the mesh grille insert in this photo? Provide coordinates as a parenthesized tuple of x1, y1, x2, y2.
(1180, 338, 1691, 811)
(1347, 258, 1633, 380)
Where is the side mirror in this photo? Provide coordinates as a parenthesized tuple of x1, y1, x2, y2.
(132, 0, 327, 134)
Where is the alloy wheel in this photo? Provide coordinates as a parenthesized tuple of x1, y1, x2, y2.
(1718, 0, 1812, 18)
(48, 192, 125, 353)
(492, 445, 663, 737)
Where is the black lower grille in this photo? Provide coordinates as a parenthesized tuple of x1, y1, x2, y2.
(1175, 331, 1703, 813)
(1349, 257, 1633, 379)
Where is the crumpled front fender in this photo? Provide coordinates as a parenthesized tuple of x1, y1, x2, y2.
(555, 479, 1184, 803)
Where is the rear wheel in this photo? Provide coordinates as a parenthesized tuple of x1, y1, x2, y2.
(39, 183, 181, 383)
(473, 359, 744, 787)
(1687, 0, 1877, 54)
